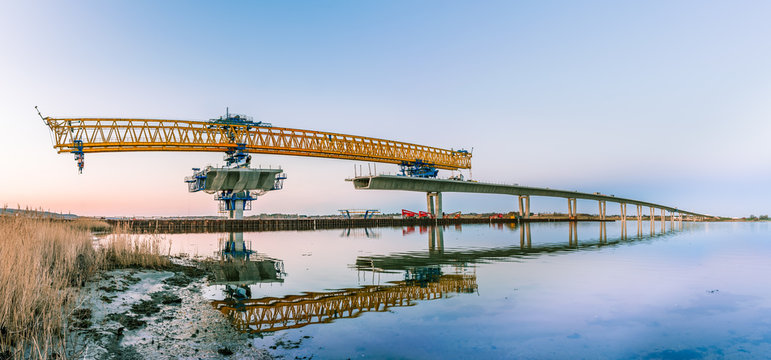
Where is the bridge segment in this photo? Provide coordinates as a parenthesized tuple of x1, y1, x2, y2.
(350, 175, 715, 220)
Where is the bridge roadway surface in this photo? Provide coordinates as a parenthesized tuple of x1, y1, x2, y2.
(351, 175, 715, 218)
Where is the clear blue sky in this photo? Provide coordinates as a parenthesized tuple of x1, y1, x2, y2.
(1, 1, 769, 217)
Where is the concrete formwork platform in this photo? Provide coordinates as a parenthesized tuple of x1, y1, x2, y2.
(196, 167, 283, 194)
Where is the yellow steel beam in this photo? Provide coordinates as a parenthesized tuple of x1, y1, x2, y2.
(43, 117, 472, 170)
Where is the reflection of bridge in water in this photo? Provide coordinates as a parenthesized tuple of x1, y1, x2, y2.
(356, 220, 691, 272)
(210, 220, 687, 334)
(211, 273, 477, 333)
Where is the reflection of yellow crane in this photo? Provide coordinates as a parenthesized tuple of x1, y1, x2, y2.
(211, 274, 477, 333)
(40, 110, 472, 173)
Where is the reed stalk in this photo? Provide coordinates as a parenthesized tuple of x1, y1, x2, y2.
(0, 214, 171, 359)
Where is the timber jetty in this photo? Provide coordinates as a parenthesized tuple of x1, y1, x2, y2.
(104, 216, 611, 234)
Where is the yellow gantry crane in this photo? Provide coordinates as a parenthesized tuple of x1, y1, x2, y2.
(40, 108, 472, 217)
(39, 108, 472, 175)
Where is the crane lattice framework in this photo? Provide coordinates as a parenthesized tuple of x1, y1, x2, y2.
(41, 109, 472, 218)
(42, 115, 472, 172)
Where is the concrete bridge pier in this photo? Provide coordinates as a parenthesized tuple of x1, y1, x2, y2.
(567, 198, 577, 220)
(518, 195, 531, 218)
(229, 200, 245, 220)
(598, 200, 607, 220)
(426, 192, 442, 218)
(620, 203, 627, 222)
(636, 205, 643, 223)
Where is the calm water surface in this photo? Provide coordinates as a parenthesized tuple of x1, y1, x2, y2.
(154, 221, 771, 359)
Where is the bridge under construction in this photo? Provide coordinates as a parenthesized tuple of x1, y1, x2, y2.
(351, 174, 716, 222)
(40, 108, 716, 220)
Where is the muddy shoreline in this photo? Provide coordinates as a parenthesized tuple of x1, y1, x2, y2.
(67, 260, 272, 359)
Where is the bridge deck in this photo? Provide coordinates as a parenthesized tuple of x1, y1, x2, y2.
(351, 175, 713, 218)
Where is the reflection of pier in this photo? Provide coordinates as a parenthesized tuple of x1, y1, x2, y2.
(211, 274, 477, 333)
(357, 222, 690, 271)
(207, 232, 285, 285)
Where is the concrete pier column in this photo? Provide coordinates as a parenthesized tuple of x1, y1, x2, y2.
(518, 195, 530, 218)
(230, 200, 245, 220)
(426, 192, 442, 217)
(568, 198, 577, 220)
(620, 203, 627, 222)
(636, 205, 643, 223)
(598, 200, 606, 220)
(435, 192, 442, 218)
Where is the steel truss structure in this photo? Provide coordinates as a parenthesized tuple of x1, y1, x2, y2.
(43, 117, 472, 170)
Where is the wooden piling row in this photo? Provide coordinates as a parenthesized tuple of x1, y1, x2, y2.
(105, 216, 616, 234)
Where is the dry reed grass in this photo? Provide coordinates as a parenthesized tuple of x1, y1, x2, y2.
(69, 218, 111, 233)
(101, 229, 171, 269)
(0, 215, 171, 359)
(0, 215, 98, 359)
